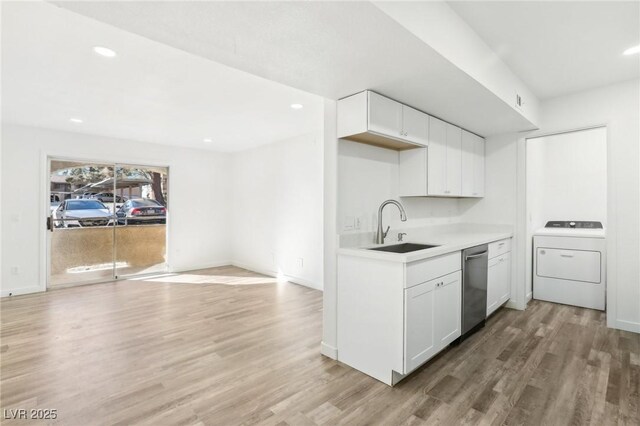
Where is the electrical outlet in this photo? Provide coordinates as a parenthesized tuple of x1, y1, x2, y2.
(296, 258, 304, 269)
(344, 216, 355, 231)
(355, 216, 362, 230)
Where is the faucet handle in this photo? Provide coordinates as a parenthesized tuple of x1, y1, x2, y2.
(383, 225, 390, 238)
(398, 232, 407, 242)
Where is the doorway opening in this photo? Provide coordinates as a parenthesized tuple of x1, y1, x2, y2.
(47, 158, 169, 288)
(525, 126, 607, 309)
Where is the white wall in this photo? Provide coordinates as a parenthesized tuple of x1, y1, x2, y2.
(527, 127, 607, 231)
(338, 141, 461, 236)
(230, 133, 324, 289)
(322, 99, 338, 359)
(1, 124, 233, 296)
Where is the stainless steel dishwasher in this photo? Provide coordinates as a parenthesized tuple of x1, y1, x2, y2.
(461, 244, 488, 340)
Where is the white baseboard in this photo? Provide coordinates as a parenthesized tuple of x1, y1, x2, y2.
(321, 341, 338, 359)
(281, 274, 322, 291)
(231, 260, 322, 291)
(1, 286, 44, 298)
(615, 319, 640, 334)
(526, 291, 533, 302)
(169, 260, 233, 274)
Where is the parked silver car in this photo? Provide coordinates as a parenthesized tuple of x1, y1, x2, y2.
(53, 199, 113, 228)
(116, 198, 166, 225)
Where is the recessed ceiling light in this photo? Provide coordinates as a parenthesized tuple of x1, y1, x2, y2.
(203, 138, 213, 143)
(93, 46, 117, 58)
(290, 103, 303, 110)
(623, 44, 640, 55)
(69, 118, 83, 124)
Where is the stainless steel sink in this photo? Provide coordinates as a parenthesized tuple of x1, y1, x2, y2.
(368, 243, 439, 253)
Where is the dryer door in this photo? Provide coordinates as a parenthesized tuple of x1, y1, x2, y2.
(536, 248, 601, 284)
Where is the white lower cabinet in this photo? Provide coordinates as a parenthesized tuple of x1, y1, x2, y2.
(404, 270, 461, 373)
(337, 250, 470, 386)
(487, 250, 511, 317)
(435, 271, 462, 347)
(404, 279, 436, 372)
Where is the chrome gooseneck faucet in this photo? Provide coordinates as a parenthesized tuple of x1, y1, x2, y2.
(376, 199, 407, 244)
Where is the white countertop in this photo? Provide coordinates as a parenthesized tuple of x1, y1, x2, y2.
(337, 224, 513, 263)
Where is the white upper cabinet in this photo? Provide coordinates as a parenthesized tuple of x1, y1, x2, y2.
(338, 90, 485, 198)
(474, 137, 485, 197)
(337, 91, 429, 151)
(401, 117, 485, 198)
(461, 130, 485, 197)
(368, 91, 403, 138)
(426, 117, 447, 196)
(401, 105, 429, 146)
(461, 130, 475, 196)
(426, 117, 462, 197)
(445, 123, 462, 196)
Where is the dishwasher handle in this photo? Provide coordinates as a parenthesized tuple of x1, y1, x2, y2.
(465, 251, 488, 261)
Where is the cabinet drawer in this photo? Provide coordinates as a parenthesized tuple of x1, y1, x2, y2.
(406, 252, 461, 288)
(488, 238, 511, 259)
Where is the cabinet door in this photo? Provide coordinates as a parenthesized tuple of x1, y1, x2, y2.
(404, 279, 436, 373)
(368, 92, 402, 139)
(487, 252, 511, 316)
(474, 136, 485, 197)
(427, 116, 447, 196)
(402, 105, 429, 146)
(486, 256, 500, 316)
(498, 252, 511, 305)
(435, 271, 462, 348)
(445, 124, 462, 196)
(461, 130, 475, 197)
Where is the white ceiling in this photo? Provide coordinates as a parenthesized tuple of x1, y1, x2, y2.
(1, 2, 324, 152)
(49, 0, 537, 136)
(448, 1, 640, 100)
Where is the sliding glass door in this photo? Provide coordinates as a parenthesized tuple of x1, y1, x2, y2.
(113, 164, 168, 278)
(47, 158, 168, 288)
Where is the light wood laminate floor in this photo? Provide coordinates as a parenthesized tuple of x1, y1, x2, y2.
(1, 266, 638, 425)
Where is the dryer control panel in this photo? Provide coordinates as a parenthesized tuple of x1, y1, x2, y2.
(545, 221, 603, 229)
